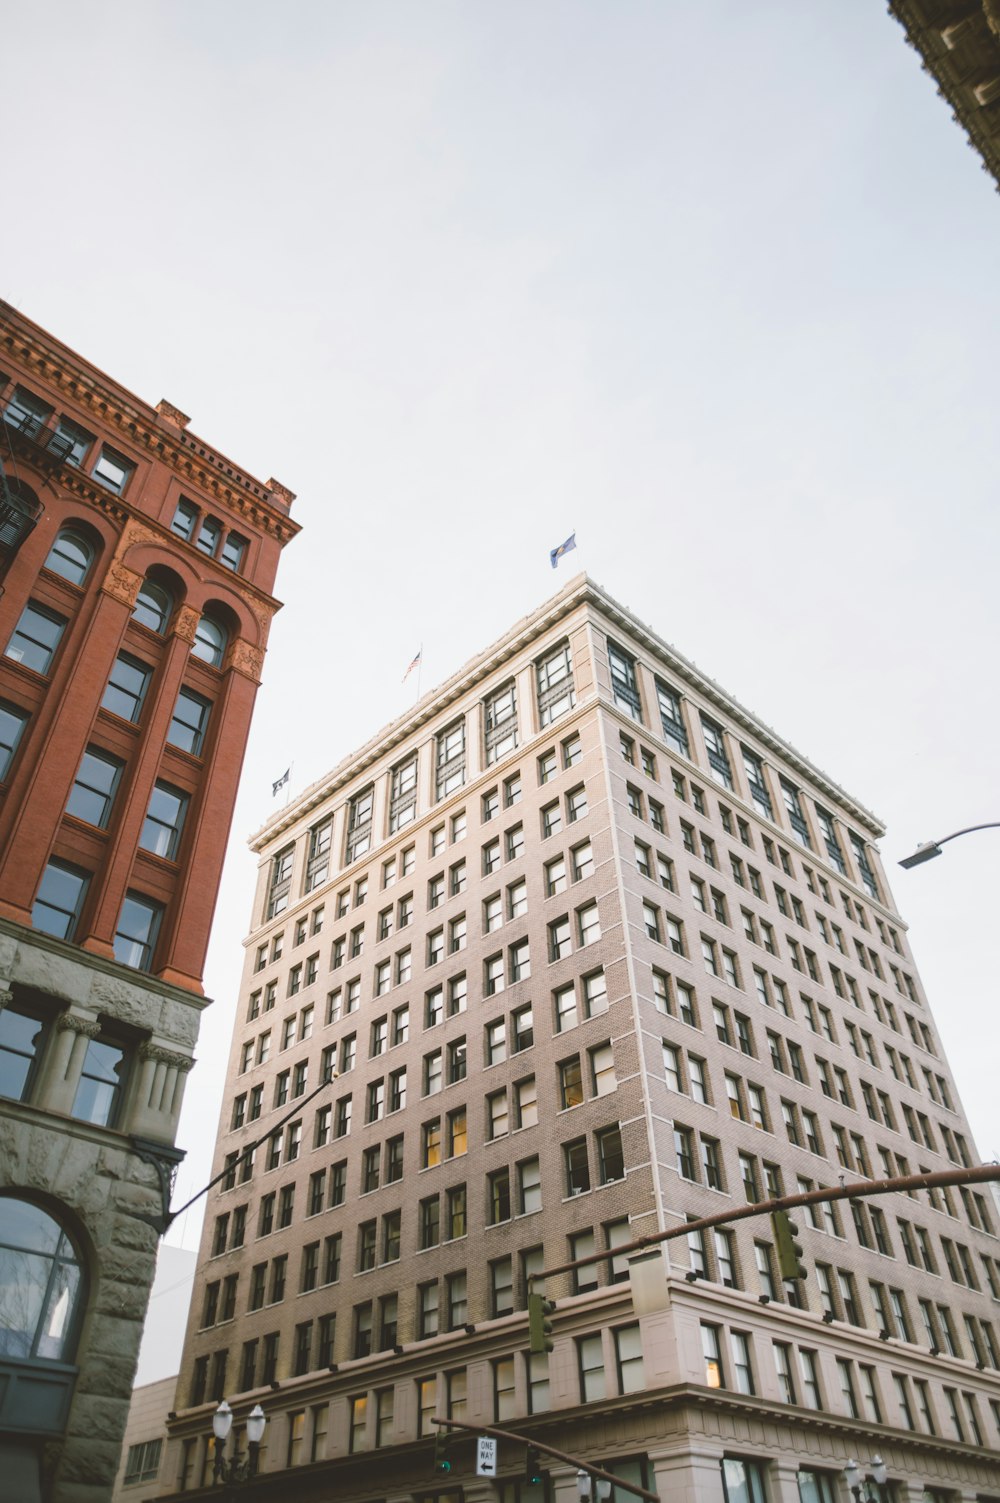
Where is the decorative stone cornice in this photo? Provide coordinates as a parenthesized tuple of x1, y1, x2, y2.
(138, 1042, 195, 1071)
(155, 399, 190, 430)
(251, 573, 884, 852)
(55, 1013, 103, 1039)
(172, 604, 200, 646)
(0, 301, 300, 542)
(226, 638, 265, 683)
(100, 559, 143, 609)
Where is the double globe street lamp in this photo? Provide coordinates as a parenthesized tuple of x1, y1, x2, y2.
(577, 1471, 612, 1502)
(212, 1400, 266, 1486)
(844, 1455, 887, 1503)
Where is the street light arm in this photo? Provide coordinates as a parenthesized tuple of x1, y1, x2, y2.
(899, 822, 1000, 868)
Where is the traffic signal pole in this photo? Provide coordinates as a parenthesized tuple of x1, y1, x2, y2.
(534, 1162, 1000, 1283)
(431, 1417, 660, 1503)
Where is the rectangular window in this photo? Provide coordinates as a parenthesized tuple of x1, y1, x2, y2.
(140, 781, 189, 859)
(656, 679, 688, 755)
(484, 680, 518, 764)
(346, 786, 374, 862)
(536, 640, 575, 725)
(167, 687, 211, 755)
(436, 719, 466, 799)
(6, 601, 67, 676)
(67, 748, 124, 829)
(608, 640, 642, 720)
(389, 756, 418, 831)
(700, 716, 733, 788)
(114, 892, 162, 970)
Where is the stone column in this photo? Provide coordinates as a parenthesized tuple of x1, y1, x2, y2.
(39, 1013, 102, 1116)
(127, 1043, 194, 1139)
(769, 1460, 805, 1503)
(649, 1442, 724, 1503)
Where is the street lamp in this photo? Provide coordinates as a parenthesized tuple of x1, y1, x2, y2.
(576, 1470, 612, 1502)
(212, 1400, 266, 1485)
(898, 823, 1000, 869)
(844, 1455, 887, 1503)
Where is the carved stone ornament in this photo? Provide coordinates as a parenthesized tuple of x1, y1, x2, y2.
(155, 399, 191, 429)
(265, 477, 296, 506)
(55, 1012, 104, 1039)
(172, 604, 200, 645)
(138, 1041, 194, 1071)
(0, 989, 12, 1012)
(227, 638, 264, 683)
(101, 559, 143, 608)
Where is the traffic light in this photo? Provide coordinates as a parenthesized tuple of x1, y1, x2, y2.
(528, 1291, 555, 1354)
(433, 1429, 452, 1474)
(525, 1447, 544, 1486)
(771, 1210, 807, 1280)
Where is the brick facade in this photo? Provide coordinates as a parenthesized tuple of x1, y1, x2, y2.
(0, 302, 297, 1503)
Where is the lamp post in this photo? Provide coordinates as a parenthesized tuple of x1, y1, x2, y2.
(577, 1470, 612, 1502)
(844, 1455, 887, 1503)
(212, 1401, 266, 1485)
(898, 823, 1000, 869)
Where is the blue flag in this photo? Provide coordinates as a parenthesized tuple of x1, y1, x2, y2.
(550, 531, 576, 569)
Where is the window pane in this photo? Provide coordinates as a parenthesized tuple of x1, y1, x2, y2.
(5, 603, 66, 675)
(66, 749, 122, 828)
(32, 861, 89, 941)
(101, 654, 150, 724)
(167, 689, 211, 754)
(72, 1038, 125, 1126)
(44, 531, 92, 585)
(0, 703, 27, 779)
(114, 892, 162, 970)
(140, 783, 188, 859)
(132, 580, 171, 634)
(0, 1007, 45, 1101)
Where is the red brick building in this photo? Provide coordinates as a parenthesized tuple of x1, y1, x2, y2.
(0, 301, 298, 1503)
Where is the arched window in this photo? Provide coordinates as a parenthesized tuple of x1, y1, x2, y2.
(44, 530, 94, 587)
(0, 1198, 84, 1363)
(192, 615, 226, 668)
(132, 579, 172, 635)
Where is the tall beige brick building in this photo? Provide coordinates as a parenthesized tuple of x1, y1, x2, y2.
(164, 576, 1000, 1503)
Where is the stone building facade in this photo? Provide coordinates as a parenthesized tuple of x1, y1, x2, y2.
(0, 301, 298, 1502)
(889, 1, 1000, 189)
(166, 576, 999, 1503)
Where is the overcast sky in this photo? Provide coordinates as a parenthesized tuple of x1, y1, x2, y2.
(6, 3, 999, 1249)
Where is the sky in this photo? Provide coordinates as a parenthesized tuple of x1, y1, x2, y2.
(6, 2, 999, 1250)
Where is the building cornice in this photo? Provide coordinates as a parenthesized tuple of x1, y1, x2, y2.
(252, 574, 883, 851)
(889, 0, 1000, 191)
(0, 301, 301, 544)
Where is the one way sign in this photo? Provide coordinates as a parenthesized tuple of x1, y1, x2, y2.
(477, 1436, 498, 1477)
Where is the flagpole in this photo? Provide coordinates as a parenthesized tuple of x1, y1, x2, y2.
(285, 762, 294, 808)
(415, 644, 423, 703)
